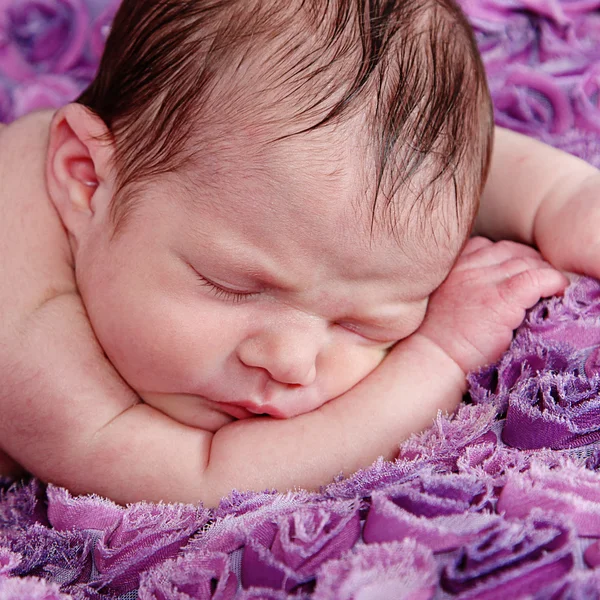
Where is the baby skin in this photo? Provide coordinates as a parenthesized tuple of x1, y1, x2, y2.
(0, 107, 572, 507)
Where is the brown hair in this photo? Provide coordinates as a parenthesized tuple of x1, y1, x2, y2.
(78, 0, 493, 240)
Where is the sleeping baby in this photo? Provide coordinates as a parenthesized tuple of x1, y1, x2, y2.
(0, 0, 598, 507)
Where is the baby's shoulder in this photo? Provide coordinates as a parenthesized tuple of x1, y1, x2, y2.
(0, 109, 53, 178)
(0, 110, 76, 322)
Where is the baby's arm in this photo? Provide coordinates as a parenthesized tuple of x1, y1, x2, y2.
(0, 114, 565, 507)
(7, 225, 562, 508)
(149, 237, 567, 505)
(478, 126, 600, 278)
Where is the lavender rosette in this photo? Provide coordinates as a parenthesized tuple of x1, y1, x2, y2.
(138, 551, 238, 600)
(0, 0, 89, 79)
(0, 575, 72, 599)
(0, 1, 600, 598)
(194, 499, 362, 595)
(497, 460, 600, 537)
(362, 471, 501, 552)
(469, 278, 600, 451)
(47, 486, 208, 596)
(240, 503, 361, 592)
(0, 0, 121, 121)
(440, 512, 575, 598)
(314, 539, 437, 600)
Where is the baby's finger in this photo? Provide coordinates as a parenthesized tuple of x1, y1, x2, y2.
(461, 236, 493, 256)
(499, 268, 569, 310)
(458, 239, 543, 270)
(493, 256, 555, 282)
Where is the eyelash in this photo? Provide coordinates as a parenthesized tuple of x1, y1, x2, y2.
(196, 275, 257, 304)
(195, 274, 397, 344)
(337, 322, 398, 346)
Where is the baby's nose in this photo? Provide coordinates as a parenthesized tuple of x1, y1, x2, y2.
(237, 320, 324, 386)
(269, 358, 317, 387)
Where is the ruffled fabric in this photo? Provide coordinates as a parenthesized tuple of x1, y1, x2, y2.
(2, 1, 600, 599)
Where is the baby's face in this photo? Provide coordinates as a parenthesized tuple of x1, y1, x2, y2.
(74, 154, 457, 427)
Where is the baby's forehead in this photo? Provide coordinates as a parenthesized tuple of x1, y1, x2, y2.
(169, 130, 467, 261)
(167, 156, 463, 285)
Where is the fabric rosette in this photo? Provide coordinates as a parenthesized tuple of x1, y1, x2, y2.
(92, 503, 204, 595)
(546, 569, 600, 599)
(0, 523, 92, 588)
(47, 486, 206, 596)
(536, 20, 590, 68)
(0, 575, 73, 599)
(314, 539, 437, 600)
(363, 472, 501, 552)
(498, 460, 600, 537)
(199, 494, 314, 554)
(469, 10, 535, 74)
(457, 442, 532, 481)
(485, 0, 571, 26)
(570, 12, 600, 62)
(502, 373, 600, 450)
(491, 65, 573, 137)
(88, 0, 119, 61)
(459, 0, 567, 28)
(0, 0, 89, 80)
(469, 338, 573, 413)
(0, 547, 20, 576)
(138, 551, 237, 600)
(10, 73, 83, 118)
(398, 403, 499, 470)
(441, 512, 575, 598)
(573, 65, 600, 134)
(526, 277, 600, 325)
(235, 589, 293, 599)
(0, 479, 48, 531)
(240, 500, 361, 593)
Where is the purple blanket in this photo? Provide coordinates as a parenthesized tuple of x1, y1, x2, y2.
(1, 1, 600, 598)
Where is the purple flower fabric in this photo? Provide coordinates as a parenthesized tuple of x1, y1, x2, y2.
(502, 373, 600, 449)
(441, 513, 575, 598)
(11, 72, 82, 118)
(0, 575, 73, 599)
(0, 0, 120, 122)
(2, 1, 600, 599)
(498, 460, 600, 536)
(0, 547, 20, 575)
(47, 486, 209, 596)
(314, 539, 437, 600)
(240, 501, 361, 591)
(138, 551, 238, 600)
(362, 472, 501, 552)
(0, 0, 89, 78)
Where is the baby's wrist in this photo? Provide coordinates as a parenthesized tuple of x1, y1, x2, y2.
(398, 332, 468, 392)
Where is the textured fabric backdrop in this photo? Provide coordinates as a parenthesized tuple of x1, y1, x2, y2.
(1, 1, 600, 599)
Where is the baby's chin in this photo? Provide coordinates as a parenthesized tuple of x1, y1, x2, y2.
(139, 392, 256, 433)
(137, 386, 337, 431)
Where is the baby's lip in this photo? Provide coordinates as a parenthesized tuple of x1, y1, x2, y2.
(218, 381, 323, 419)
(216, 396, 286, 418)
(223, 397, 307, 419)
(214, 401, 256, 419)
(220, 399, 270, 416)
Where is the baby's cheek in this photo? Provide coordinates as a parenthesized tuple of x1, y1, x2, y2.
(319, 344, 388, 400)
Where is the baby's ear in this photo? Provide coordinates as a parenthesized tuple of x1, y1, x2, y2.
(46, 103, 115, 237)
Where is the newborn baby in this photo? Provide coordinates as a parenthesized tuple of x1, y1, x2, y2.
(1, 0, 597, 507)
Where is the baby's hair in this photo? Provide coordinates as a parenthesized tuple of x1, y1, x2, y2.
(78, 0, 493, 242)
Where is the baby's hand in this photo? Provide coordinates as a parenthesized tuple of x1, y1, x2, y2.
(417, 237, 569, 375)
